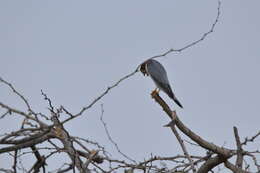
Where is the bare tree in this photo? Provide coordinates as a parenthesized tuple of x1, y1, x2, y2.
(1, 1, 259, 173)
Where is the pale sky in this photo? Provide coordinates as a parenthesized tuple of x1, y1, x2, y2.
(1, 1, 260, 172)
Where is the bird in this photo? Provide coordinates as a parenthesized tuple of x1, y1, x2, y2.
(140, 59, 183, 108)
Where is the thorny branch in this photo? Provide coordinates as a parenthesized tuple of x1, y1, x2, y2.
(99, 104, 136, 163)
(0, 77, 33, 113)
(166, 121, 196, 173)
(151, 0, 221, 60)
(151, 92, 259, 173)
(1, 1, 259, 172)
(60, 0, 222, 124)
(241, 131, 260, 146)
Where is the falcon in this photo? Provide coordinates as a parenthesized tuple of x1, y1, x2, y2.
(140, 59, 183, 108)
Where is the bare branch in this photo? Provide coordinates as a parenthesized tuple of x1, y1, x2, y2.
(59, 0, 222, 126)
(12, 150, 17, 173)
(233, 126, 243, 168)
(0, 168, 14, 173)
(0, 110, 11, 119)
(0, 128, 42, 143)
(56, 164, 73, 173)
(49, 163, 73, 173)
(72, 136, 110, 158)
(151, 92, 232, 157)
(28, 146, 46, 173)
(61, 68, 139, 124)
(0, 132, 53, 154)
(197, 155, 226, 173)
(3, 2, 259, 173)
(0, 129, 50, 145)
(241, 131, 260, 146)
(41, 90, 55, 112)
(50, 115, 89, 173)
(167, 119, 196, 172)
(99, 104, 136, 163)
(151, 0, 221, 60)
(0, 102, 47, 128)
(224, 161, 250, 173)
(0, 77, 33, 113)
(0, 102, 35, 121)
(245, 153, 260, 172)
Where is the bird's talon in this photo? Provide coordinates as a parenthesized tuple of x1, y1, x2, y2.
(151, 89, 158, 98)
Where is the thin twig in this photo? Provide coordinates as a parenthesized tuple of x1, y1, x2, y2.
(0, 77, 34, 113)
(61, 68, 139, 124)
(59, 0, 222, 125)
(151, 0, 221, 60)
(167, 113, 196, 173)
(241, 131, 260, 145)
(12, 150, 17, 173)
(99, 104, 136, 163)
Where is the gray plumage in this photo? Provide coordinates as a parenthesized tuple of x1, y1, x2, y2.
(144, 59, 183, 108)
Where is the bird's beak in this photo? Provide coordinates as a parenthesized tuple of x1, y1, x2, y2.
(140, 62, 147, 76)
(141, 70, 147, 76)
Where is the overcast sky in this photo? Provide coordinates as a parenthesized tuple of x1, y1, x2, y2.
(1, 1, 260, 172)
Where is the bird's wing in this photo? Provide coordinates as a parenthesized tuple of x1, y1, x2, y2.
(146, 59, 183, 108)
(146, 60, 171, 88)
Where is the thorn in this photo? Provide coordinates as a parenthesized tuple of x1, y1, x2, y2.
(163, 121, 175, 127)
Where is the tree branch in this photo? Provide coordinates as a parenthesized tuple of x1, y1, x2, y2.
(151, 92, 232, 157)
(167, 122, 196, 172)
(99, 104, 136, 163)
(224, 161, 250, 173)
(151, 0, 221, 59)
(51, 115, 89, 173)
(0, 133, 53, 154)
(58, 0, 222, 125)
(0, 77, 33, 113)
(12, 150, 17, 173)
(197, 155, 226, 173)
(233, 126, 243, 168)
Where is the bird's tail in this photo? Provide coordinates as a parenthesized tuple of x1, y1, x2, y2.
(173, 96, 183, 108)
(168, 92, 183, 108)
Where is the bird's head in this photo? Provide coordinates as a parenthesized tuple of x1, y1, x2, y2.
(140, 61, 148, 76)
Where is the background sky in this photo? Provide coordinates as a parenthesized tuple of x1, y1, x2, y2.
(1, 0, 260, 172)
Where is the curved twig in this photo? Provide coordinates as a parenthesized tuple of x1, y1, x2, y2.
(60, 0, 222, 124)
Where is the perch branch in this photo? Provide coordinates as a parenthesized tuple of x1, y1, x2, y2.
(151, 92, 232, 157)
(233, 126, 243, 168)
